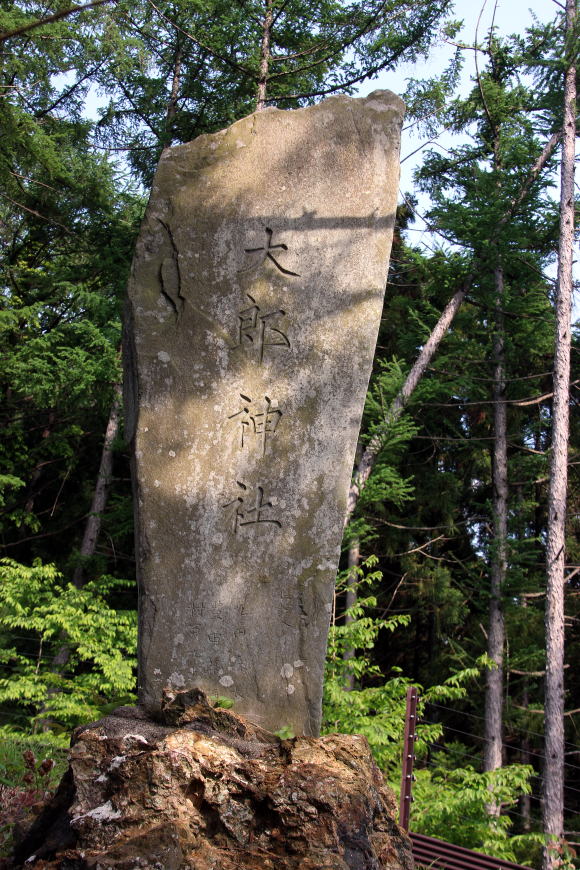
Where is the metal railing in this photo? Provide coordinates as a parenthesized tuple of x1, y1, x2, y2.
(410, 831, 532, 870)
(399, 688, 533, 870)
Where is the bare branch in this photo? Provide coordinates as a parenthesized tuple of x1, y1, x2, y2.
(474, 0, 496, 135)
(344, 275, 473, 528)
(8, 172, 59, 191)
(511, 665, 570, 676)
(418, 379, 579, 407)
(35, 61, 105, 118)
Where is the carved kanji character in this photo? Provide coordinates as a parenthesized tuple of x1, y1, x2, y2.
(228, 394, 282, 454)
(239, 227, 300, 276)
(222, 482, 282, 534)
(235, 294, 290, 363)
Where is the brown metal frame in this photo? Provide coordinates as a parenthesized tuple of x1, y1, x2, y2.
(399, 688, 532, 870)
(399, 685, 419, 831)
(410, 832, 533, 870)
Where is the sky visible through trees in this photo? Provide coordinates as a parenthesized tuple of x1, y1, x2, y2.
(370, 0, 573, 269)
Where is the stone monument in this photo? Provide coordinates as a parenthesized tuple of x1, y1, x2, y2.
(124, 90, 404, 737)
(14, 93, 415, 869)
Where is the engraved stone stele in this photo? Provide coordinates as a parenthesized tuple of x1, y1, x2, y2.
(124, 90, 404, 737)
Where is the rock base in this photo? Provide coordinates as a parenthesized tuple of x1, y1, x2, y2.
(14, 690, 413, 869)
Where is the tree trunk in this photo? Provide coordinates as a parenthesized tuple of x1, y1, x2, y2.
(256, 0, 273, 111)
(23, 411, 56, 517)
(72, 383, 122, 588)
(38, 386, 123, 725)
(542, 1, 576, 865)
(343, 536, 360, 691)
(520, 671, 532, 833)
(484, 266, 508, 814)
(164, 43, 183, 147)
(344, 279, 470, 528)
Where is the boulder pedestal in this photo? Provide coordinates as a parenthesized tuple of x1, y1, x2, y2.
(15, 691, 413, 870)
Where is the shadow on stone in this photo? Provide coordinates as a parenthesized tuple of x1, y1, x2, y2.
(125, 91, 405, 738)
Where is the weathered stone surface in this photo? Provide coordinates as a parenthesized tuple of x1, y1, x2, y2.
(125, 91, 404, 735)
(15, 692, 414, 870)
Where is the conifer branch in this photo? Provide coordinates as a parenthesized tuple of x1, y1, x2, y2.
(143, 0, 255, 78)
(0, 191, 72, 233)
(268, 0, 395, 77)
(0, 0, 114, 43)
(497, 130, 562, 229)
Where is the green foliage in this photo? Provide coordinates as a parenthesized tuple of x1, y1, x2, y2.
(324, 558, 417, 768)
(323, 560, 544, 864)
(274, 726, 296, 740)
(210, 695, 235, 710)
(402, 44, 463, 137)
(411, 761, 545, 864)
(0, 558, 137, 731)
(0, 0, 143, 565)
(0, 475, 25, 509)
(324, 557, 477, 770)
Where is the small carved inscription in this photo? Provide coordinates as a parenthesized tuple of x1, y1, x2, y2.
(239, 227, 300, 277)
(235, 294, 290, 363)
(223, 481, 282, 533)
(228, 394, 282, 455)
(281, 589, 298, 629)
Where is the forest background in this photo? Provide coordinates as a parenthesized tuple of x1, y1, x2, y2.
(0, 0, 578, 867)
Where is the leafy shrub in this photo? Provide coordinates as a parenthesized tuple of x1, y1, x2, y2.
(0, 558, 137, 731)
(322, 557, 543, 865)
(411, 761, 545, 864)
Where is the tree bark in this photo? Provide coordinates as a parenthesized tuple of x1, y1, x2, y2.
(542, 1, 576, 865)
(72, 383, 122, 588)
(484, 266, 508, 814)
(164, 43, 183, 147)
(343, 536, 360, 691)
(256, 0, 273, 110)
(38, 385, 123, 723)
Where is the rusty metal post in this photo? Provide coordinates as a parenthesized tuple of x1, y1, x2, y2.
(399, 685, 419, 831)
